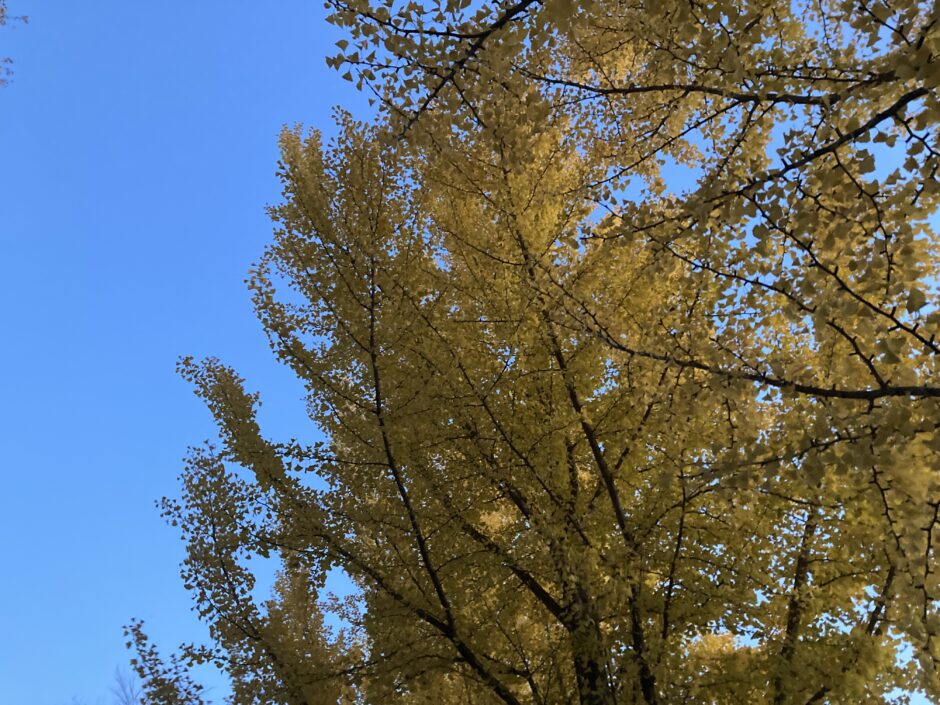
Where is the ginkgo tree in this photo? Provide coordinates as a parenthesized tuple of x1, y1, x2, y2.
(132, 1, 940, 704)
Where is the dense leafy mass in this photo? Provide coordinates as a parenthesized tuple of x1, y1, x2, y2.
(132, 1, 940, 704)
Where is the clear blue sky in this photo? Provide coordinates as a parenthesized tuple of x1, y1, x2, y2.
(0, 3, 364, 703)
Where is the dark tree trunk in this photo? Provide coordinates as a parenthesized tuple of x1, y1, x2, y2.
(569, 586, 617, 705)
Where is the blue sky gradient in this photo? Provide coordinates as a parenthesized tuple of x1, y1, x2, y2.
(0, 3, 363, 703)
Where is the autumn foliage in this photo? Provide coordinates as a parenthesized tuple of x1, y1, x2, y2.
(131, 1, 940, 704)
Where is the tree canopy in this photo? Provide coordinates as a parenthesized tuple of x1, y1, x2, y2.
(132, 1, 940, 704)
